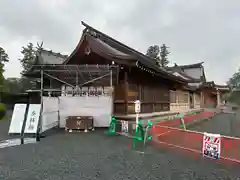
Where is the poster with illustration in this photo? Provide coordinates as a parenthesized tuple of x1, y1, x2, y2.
(202, 132, 221, 160)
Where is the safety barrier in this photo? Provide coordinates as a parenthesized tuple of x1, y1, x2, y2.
(106, 109, 240, 163)
(152, 124, 240, 164)
(152, 110, 216, 129)
(107, 116, 153, 148)
(106, 110, 216, 149)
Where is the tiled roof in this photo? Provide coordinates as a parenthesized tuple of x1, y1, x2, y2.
(165, 66, 202, 83)
(63, 21, 187, 84)
(174, 62, 204, 69)
(36, 49, 68, 65)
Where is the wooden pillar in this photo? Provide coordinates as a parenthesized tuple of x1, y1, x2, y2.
(200, 91, 204, 108)
(216, 89, 220, 107)
(124, 70, 128, 115)
(138, 84, 141, 101)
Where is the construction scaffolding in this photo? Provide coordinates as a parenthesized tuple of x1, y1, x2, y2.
(29, 64, 119, 138)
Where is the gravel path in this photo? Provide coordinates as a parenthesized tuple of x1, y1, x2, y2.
(189, 111, 240, 137)
(0, 121, 239, 179)
(0, 119, 11, 141)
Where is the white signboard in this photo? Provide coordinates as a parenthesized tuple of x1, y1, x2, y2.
(202, 132, 221, 160)
(24, 104, 41, 134)
(134, 100, 141, 113)
(8, 104, 27, 134)
(121, 120, 128, 134)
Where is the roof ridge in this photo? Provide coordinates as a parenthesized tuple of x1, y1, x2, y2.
(174, 61, 204, 67)
(81, 21, 182, 79)
(40, 49, 68, 58)
(177, 71, 197, 80)
(82, 21, 151, 60)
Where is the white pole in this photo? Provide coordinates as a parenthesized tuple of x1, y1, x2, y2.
(136, 113, 139, 128)
(134, 100, 140, 129)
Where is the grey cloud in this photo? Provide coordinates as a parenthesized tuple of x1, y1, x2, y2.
(0, 0, 240, 83)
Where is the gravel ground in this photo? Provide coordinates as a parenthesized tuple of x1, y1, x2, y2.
(189, 111, 240, 137)
(0, 118, 11, 141)
(0, 119, 239, 179)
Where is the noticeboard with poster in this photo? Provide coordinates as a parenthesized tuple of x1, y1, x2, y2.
(202, 132, 221, 160)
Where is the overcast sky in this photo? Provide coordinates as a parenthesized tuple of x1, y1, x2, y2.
(0, 0, 240, 84)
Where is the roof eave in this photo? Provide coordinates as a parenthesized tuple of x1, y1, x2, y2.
(82, 21, 187, 84)
(63, 28, 88, 64)
(176, 62, 204, 69)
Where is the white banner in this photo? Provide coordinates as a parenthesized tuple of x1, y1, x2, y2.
(42, 97, 58, 112)
(59, 96, 112, 128)
(42, 97, 59, 132)
(202, 132, 221, 160)
(8, 104, 27, 134)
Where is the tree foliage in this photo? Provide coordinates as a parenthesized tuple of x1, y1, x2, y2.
(4, 78, 22, 94)
(146, 45, 161, 66)
(18, 42, 43, 91)
(0, 47, 9, 63)
(0, 43, 44, 102)
(159, 44, 170, 67)
(226, 68, 240, 105)
(146, 45, 160, 59)
(19, 42, 37, 75)
(0, 47, 9, 93)
(146, 44, 170, 67)
(227, 68, 240, 89)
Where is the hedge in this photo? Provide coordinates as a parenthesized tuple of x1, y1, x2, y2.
(0, 103, 6, 120)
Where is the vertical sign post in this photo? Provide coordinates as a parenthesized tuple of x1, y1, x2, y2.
(20, 104, 30, 144)
(132, 100, 141, 149)
(134, 100, 141, 128)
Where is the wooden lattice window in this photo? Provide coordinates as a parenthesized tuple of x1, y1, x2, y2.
(178, 92, 189, 103)
(170, 91, 177, 103)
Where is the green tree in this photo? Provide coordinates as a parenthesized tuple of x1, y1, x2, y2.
(0, 47, 9, 63)
(226, 68, 240, 105)
(0, 47, 9, 91)
(18, 42, 40, 91)
(146, 45, 161, 66)
(227, 68, 240, 89)
(19, 43, 37, 75)
(0, 47, 9, 101)
(159, 44, 170, 67)
(146, 44, 170, 67)
(4, 78, 22, 94)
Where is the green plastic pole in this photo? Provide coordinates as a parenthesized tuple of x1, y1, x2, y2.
(178, 113, 186, 130)
(144, 121, 153, 146)
(107, 115, 117, 135)
(133, 121, 153, 149)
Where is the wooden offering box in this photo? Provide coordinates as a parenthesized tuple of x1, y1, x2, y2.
(66, 116, 94, 131)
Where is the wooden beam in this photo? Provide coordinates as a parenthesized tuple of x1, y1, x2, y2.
(124, 70, 128, 115)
